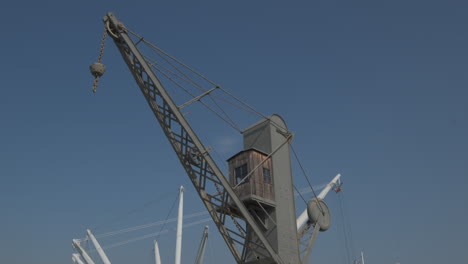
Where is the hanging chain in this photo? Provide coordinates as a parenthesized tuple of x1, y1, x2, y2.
(97, 24, 107, 63)
(91, 24, 108, 93)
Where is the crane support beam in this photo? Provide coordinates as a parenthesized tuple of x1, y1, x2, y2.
(301, 223, 320, 264)
(154, 240, 162, 264)
(178, 87, 218, 109)
(103, 12, 283, 264)
(72, 254, 86, 264)
(72, 239, 96, 264)
(87, 229, 112, 264)
(317, 173, 341, 200)
(195, 226, 209, 264)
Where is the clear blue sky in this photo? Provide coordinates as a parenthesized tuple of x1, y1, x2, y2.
(1, 1, 467, 264)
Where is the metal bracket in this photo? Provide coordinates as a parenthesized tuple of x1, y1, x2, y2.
(178, 86, 218, 109)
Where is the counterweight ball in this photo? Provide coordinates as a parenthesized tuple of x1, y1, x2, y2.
(90, 62, 106, 78)
(307, 198, 331, 231)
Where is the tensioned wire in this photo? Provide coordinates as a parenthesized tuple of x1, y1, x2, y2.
(78, 184, 327, 252)
(127, 29, 289, 134)
(92, 211, 208, 239)
(85, 218, 213, 252)
(134, 30, 322, 205)
(129, 29, 320, 200)
(82, 183, 327, 243)
(121, 27, 326, 242)
(142, 42, 240, 131)
(141, 43, 241, 132)
(148, 60, 242, 132)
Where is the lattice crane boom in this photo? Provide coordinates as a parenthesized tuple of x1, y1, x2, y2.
(101, 12, 283, 264)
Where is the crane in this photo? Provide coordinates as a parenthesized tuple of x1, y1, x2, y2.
(195, 226, 209, 264)
(87, 229, 112, 264)
(72, 239, 96, 264)
(72, 229, 112, 264)
(72, 254, 86, 264)
(90, 12, 337, 264)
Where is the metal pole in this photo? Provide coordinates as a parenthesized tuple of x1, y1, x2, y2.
(72, 253, 85, 264)
(87, 229, 112, 264)
(72, 239, 96, 264)
(175, 186, 184, 264)
(317, 174, 341, 200)
(154, 240, 162, 264)
(195, 226, 209, 264)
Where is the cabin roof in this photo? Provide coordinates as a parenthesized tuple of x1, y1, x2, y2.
(226, 148, 269, 162)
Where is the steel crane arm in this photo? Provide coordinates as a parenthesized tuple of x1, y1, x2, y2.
(103, 12, 282, 264)
(195, 226, 209, 264)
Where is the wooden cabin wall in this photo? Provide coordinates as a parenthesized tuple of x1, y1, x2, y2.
(251, 151, 274, 201)
(228, 150, 275, 202)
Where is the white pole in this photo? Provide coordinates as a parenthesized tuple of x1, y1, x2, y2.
(296, 174, 341, 232)
(87, 229, 112, 264)
(195, 226, 209, 264)
(361, 251, 365, 264)
(72, 239, 96, 264)
(296, 209, 310, 233)
(317, 174, 341, 200)
(175, 186, 184, 264)
(154, 240, 162, 264)
(72, 253, 85, 264)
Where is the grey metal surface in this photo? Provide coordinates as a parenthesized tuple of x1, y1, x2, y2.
(301, 223, 320, 264)
(242, 115, 300, 264)
(103, 12, 284, 264)
(195, 226, 209, 264)
(307, 198, 331, 232)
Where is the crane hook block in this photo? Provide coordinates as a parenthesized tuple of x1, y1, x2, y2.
(90, 62, 106, 78)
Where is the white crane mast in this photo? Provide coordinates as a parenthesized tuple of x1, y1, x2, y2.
(317, 173, 341, 200)
(175, 186, 184, 264)
(72, 239, 96, 264)
(72, 253, 86, 264)
(296, 173, 341, 232)
(154, 240, 162, 264)
(195, 226, 209, 264)
(87, 229, 112, 264)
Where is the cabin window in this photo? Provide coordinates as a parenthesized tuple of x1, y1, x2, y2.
(235, 163, 248, 184)
(263, 168, 271, 183)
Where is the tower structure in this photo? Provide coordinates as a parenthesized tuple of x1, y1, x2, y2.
(228, 115, 299, 263)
